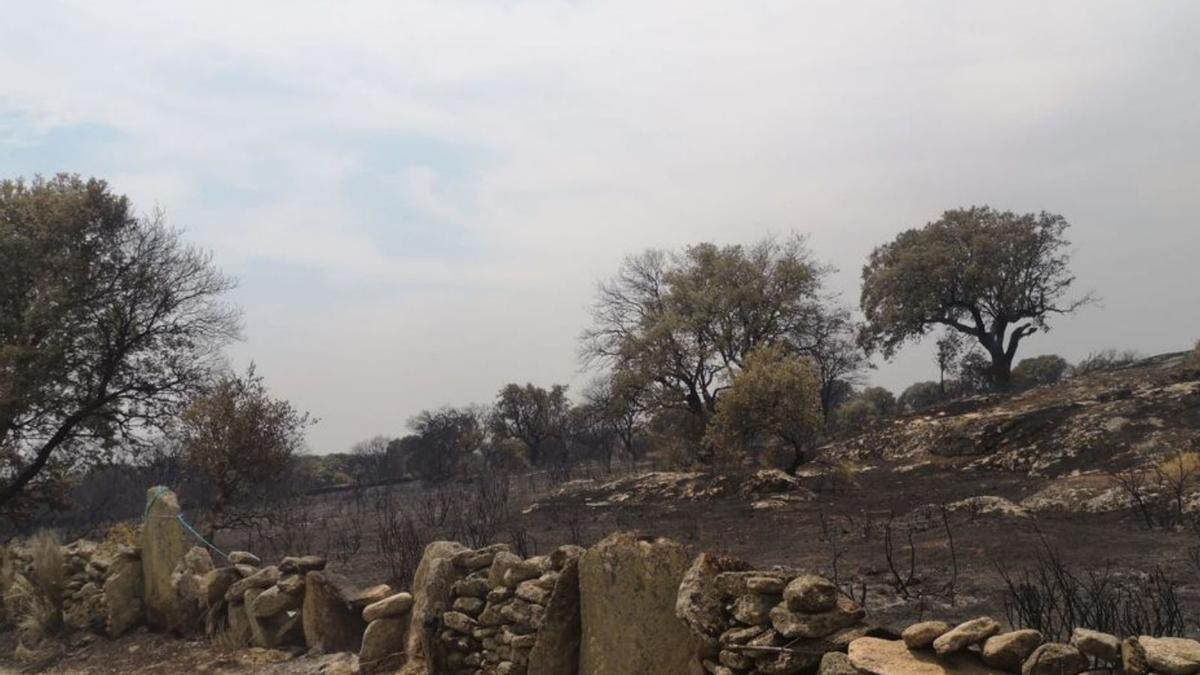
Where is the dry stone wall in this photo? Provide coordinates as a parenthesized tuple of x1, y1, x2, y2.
(2, 485, 1199, 675)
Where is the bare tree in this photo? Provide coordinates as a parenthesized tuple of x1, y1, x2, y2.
(0, 175, 239, 520)
(490, 383, 571, 466)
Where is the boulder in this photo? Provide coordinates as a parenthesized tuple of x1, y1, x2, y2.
(103, 551, 144, 637)
(360, 617, 409, 663)
(202, 567, 242, 607)
(578, 532, 700, 675)
(528, 557, 581, 675)
(770, 595, 864, 639)
(1122, 637, 1150, 675)
(302, 570, 369, 653)
(403, 541, 469, 673)
(252, 584, 303, 617)
(731, 593, 775, 626)
(903, 621, 951, 650)
(140, 486, 188, 630)
(228, 551, 262, 566)
(226, 566, 281, 602)
(244, 588, 304, 648)
(933, 617, 1001, 655)
(675, 552, 751, 655)
(363, 592, 414, 622)
(226, 600, 255, 647)
(454, 543, 510, 571)
(1070, 627, 1120, 662)
(1139, 636, 1200, 675)
(1020, 643, 1087, 675)
(981, 630, 1042, 670)
(279, 555, 326, 575)
(783, 574, 838, 613)
(849, 637, 1006, 675)
(171, 546, 215, 633)
(489, 551, 524, 588)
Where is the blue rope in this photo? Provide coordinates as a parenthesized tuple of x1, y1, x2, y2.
(143, 485, 229, 560)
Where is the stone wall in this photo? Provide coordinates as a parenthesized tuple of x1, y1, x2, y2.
(2, 486, 1199, 675)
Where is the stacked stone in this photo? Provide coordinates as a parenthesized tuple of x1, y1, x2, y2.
(847, 617, 1200, 675)
(359, 589, 413, 667)
(62, 540, 108, 633)
(438, 543, 583, 675)
(207, 552, 323, 649)
(699, 570, 868, 675)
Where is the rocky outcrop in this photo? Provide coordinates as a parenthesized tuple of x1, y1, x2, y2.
(578, 532, 699, 675)
(302, 570, 375, 653)
(400, 540, 470, 673)
(103, 547, 144, 637)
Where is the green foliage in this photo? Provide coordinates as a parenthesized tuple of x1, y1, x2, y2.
(490, 383, 571, 466)
(861, 206, 1090, 387)
(178, 364, 313, 532)
(704, 344, 823, 470)
(406, 406, 486, 483)
(582, 236, 829, 425)
(898, 381, 943, 412)
(830, 386, 896, 435)
(0, 174, 239, 519)
(1012, 354, 1070, 389)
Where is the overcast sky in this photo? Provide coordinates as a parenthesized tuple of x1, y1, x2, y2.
(3, 2, 1198, 453)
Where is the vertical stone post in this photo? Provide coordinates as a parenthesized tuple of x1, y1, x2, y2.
(140, 486, 187, 630)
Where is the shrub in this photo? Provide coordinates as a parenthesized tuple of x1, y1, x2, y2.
(1072, 349, 1143, 376)
(1108, 451, 1200, 529)
(1012, 354, 1070, 389)
(898, 381, 943, 412)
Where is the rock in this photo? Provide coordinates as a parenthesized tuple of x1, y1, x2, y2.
(140, 487, 189, 630)
(361, 617, 408, 663)
(277, 574, 304, 594)
(226, 601, 254, 647)
(244, 588, 304, 648)
(226, 566, 281, 602)
(783, 574, 838, 613)
(489, 551, 525, 588)
(933, 617, 1001, 655)
(454, 544, 510, 571)
(443, 610, 476, 633)
(981, 630, 1042, 670)
(1139, 636, 1200, 675)
(528, 557, 581, 675)
(1122, 637, 1150, 675)
(403, 541, 469, 673)
(170, 546, 213, 633)
(202, 567, 242, 607)
(103, 552, 144, 638)
(1070, 627, 1120, 662)
(756, 649, 820, 673)
(819, 651, 859, 675)
(578, 532, 700, 675)
(747, 576, 786, 595)
(503, 561, 542, 588)
(770, 596, 864, 639)
(548, 545, 585, 570)
(348, 583, 392, 609)
(1020, 643, 1087, 675)
(302, 571, 368, 653)
(252, 585, 303, 617)
(676, 552, 752, 656)
(515, 580, 550, 606)
(903, 621, 951, 650)
(279, 555, 326, 574)
(453, 578, 490, 598)
(227, 551, 262, 566)
(363, 592, 414, 622)
(849, 637, 1006, 675)
(731, 593, 775, 626)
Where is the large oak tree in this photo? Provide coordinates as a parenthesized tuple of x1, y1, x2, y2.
(0, 175, 239, 519)
(860, 206, 1091, 388)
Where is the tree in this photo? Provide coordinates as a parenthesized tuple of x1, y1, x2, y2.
(792, 304, 868, 420)
(934, 330, 964, 397)
(407, 406, 485, 483)
(0, 175, 239, 519)
(860, 206, 1092, 388)
(830, 386, 896, 436)
(490, 383, 571, 466)
(351, 435, 396, 483)
(178, 365, 313, 535)
(581, 373, 649, 468)
(1012, 354, 1070, 389)
(581, 236, 827, 427)
(704, 344, 823, 472)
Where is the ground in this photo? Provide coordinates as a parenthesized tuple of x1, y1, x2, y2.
(4, 352, 1199, 672)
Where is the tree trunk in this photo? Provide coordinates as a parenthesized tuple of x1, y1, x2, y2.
(988, 350, 1014, 389)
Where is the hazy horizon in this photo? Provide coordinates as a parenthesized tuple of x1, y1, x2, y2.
(3, 2, 1198, 453)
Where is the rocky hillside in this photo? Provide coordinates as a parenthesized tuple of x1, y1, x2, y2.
(819, 351, 1200, 490)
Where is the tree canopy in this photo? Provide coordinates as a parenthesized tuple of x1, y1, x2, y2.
(0, 175, 239, 520)
(860, 206, 1091, 387)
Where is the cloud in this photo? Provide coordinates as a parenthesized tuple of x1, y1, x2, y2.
(2, 1, 1199, 450)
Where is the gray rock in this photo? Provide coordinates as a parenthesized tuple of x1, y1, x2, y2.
(933, 616, 1002, 655)
(783, 574, 838, 613)
(903, 621, 951, 650)
(528, 557, 581, 675)
(1020, 642, 1088, 675)
(363, 591, 413, 622)
(1070, 627, 1120, 662)
(140, 487, 188, 631)
(301, 570, 368, 653)
(982, 629, 1042, 670)
(769, 595, 864, 640)
(1139, 636, 1200, 675)
(359, 617, 408, 663)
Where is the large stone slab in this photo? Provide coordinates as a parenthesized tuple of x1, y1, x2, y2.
(302, 571, 369, 653)
(141, 486, 188, 631)
(528, 557, 582, 675)
(401, 541, 469, 674)
(578, 532, 700, 675)
(103, 549, 144, 637)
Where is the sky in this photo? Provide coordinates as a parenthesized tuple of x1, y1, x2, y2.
(2, 2, 1198, 453)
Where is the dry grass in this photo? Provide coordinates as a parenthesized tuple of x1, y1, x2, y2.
(1187, 340, 1200, 369)
(29, 530, 66, 607)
